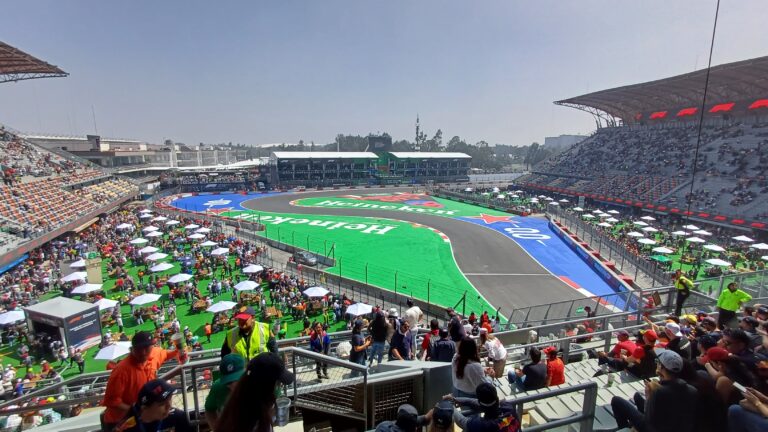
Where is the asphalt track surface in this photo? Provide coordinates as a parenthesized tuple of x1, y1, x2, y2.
(242, 188, 583, 311)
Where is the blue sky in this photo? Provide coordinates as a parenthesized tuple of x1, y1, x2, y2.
(0, 1, 766, 146)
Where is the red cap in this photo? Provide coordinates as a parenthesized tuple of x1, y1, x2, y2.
(642, 329, 658, 342)
(703, 347, 729, 363)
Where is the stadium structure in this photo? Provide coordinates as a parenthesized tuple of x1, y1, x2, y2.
(1, 39, 768, 432)
(517, 55, 768, 232)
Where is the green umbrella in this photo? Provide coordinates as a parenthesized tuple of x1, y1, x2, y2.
(650, 255, 671, 263)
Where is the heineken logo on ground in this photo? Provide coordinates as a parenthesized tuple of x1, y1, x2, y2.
(232, 213, 397, 235)
(311, 200, 457, 215)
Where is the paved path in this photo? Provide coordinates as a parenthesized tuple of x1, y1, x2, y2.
(241, 188, 583, 311)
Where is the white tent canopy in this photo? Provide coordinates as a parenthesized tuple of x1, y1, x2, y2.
(130, 238, 149, 245)
(234, 281, 258, 291)
(165, 220, 180, 226)
(242, 264, 264, 274)
(167, 274, 193, 284)
(638, 238, 657, 245)
(145, 253, 169, 261)
(703, 244, 726, 252)
(95, 343, 131, 361)
(633, 221, 649, 227)
(751, 243, 768, 250)
(94, 298, 119, 311)
(188, 233, 206, 240)
(0, 310, 25, 325)
(200, 240, 218, 247)
(705, 258, 732, 267)
(597, 222, 612, 228)
(139, 246, 159, 254)
(184, 224, 200, 230)
(652, 247, 674, 254)
(693, 230, 712, 236)
(70, 259, 86, 269)
(115, 223, 133, 230)
(146, 231, 163, 238)
(346, 303, 373, 316)
(206, 301, 238, 313)
(303, 286, 329, 297)
(671, 231, 688, 236)
(627, 232, 645, 238)
(195, 227, 212, 234)
(572, 207, 584, 212)
(211, 247, 230, 256)
(152, 216, 168, 222)
(61, 272, 87, 283)
(682, 224, 700, 230)
(642, 227, 659, 232)
(71, 283, 103, 295)
(640, 216, 656, 221)
(150, 263, 174, 272)
(686, 237, 706, 243)
(142, 226, 159, 232)
(607, 210, 620, 214)
(130, 293, 162, 306)
(733, 235, 754, 242)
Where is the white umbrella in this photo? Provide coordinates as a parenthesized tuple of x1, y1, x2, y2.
(71, 283, 103, 295)
(638, 238, 657, 245)
(686, 237, 706, 243)
(592, 210, 602, 214)
(152, 216, 168, 222)
(94, 298, 119, 311)
(139, 214, 153, 219)
(211, 247, 230, 256)
(510, 194, 519, 198)
(184, 224, 200, 230)
(139, 246, 159, 254)
(627, 232, 645, 238)
(142, 226, 159, 232)
(582, 214, 595, 219)
(597, 222, 612, 228)
(652, 247, 674, 254)
(70, 259, 86, 269)
(200, 240, 218, 247)
(597, 213, 609, 218)
(130, 238, 149, 245)
(346, 302, 373, 316)
(235, 281, 258, 291)
(529, 198, 539, 203)
(206, 301, 238, 313)
(150, 262, 174, 272)
(633, 221, 649, 227)
(130, 293, 162, 305)
(607, 210, 620, 214)
(671, 231, 688, 236)
(61, 272, 87, 283)
(640, 215, 656, 221)
(762, 256, 768, 261)
(94, 343, 131, 361)
(606, 217, 619, 223)
(706, 258, 732, 267)
(548, 201, 559, 206)
(188, 233, 206, 240)
(145, 253, 169, 261)
(195, 227, 212, 233)
(733, 235, 755, 242)
(751, 243, 768, 250)
(0, 311, 25, 325)
(165, 220, 180, 226)
(146, 231, 163, 238)
(242, 264, 264, 274)
(642, 227, 659, 232)
(303, 286, 330, 297)
(703, 244, 726, 252)
(559, 199, 569, 203)
(694, 230, 712, 236)
(139, 209, 152, 213)
(116, 223, 133, 230)
(572, 207, 584, 212)
(167, 273, 193, 284)
(683, 224, 700, 230)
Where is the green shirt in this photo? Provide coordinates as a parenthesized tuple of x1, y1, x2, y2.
(716, 289, 752, 312)
(204, 380, 232, 416)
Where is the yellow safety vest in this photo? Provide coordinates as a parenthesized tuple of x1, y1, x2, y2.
(226, 322, 270, 361)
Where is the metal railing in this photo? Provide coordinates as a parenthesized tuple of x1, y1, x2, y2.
(547, 206, 669, 287)
(514, 381, 598, 432)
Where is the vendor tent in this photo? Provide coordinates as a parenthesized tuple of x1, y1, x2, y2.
(24, 297, 102, 350)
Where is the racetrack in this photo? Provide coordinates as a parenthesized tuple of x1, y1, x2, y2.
(241, 188, 584, 311)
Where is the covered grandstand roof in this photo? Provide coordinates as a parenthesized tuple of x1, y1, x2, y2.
(389, 152, 471, 159)
(271, 151, 378, 159)
(556, 55, 768, 123)
(0, 41, 68, 83)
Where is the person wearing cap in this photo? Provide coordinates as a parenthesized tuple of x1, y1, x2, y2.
(113, 379, 192, 432)
(444, 382, 520, 432)
(592, 329, 638, 372)
(673, 269, 695, 317)
(204, 354, 245, 430)
(543, 347, 565, 387)
(216, 352, 295, 432)
(102, 331, 186, 429)
(374, 404, 430, 432)
(623, 330, 659, 380)
(664, 322, 692, 360)
(221, 306, 274, 361)
(703, 345, 759, 405)
(611, 350, 698, 432)
(717, 282, 752, 329)
(426, 400, 455, 432)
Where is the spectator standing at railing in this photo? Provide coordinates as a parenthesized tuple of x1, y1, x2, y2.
(368, 312, 389, 367)
(309, 321, 330, 380)
(717, 282, 753, 329)
(204, 354, 245, 431)
(674, 269, 695, 317)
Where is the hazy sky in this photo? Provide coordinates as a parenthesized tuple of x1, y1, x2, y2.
(0, 1, 766, 146)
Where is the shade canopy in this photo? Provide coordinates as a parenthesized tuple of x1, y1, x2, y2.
(572, 207, 584, 212)
(206, 301, 238, 313)
(200, 240, 218, 247)
(139, 246, 159, 254)
(184, 224, 200, 230)
(188, 233, 206, 240)
(605, 217, 619, 223)
(0, 310, 25, 325)
(650, 255, 671, 263)
(146, 231, 163, 238)
(70, 259, 86, 269)
(116, 223, 133, 230)
(346, 303, 373, 316)
(94, 298, 119, 311)
(242, 264, 264, 274)
(686, 237, 706, 243)
(211, 247, 230, 256)
(303, 286, 330, 297)
(195, 227, 212, 233)
(582, 214, 595, 219)
(152, 216, 168, 222)
(640, 216, 656, 221)
(94, 343, 131, 360)
(751, 243, 768, 250)
(627, 232, 645, 238)
(130, 293, 162, 305)
(671, 231, 688, 236)
(145, 253, 169, 261)
(234, 281, 258, 291)
(71, 283, 103, 295)
(638, 238, 657, 245)
(705, 258, 732, 267)
(733, 235, 754, 242)
(167, 274, 193, 284)
(130, 238, 149, 245)
(652, 247, 674, 254)
(703, 244, 726, 252)
(642, 227, 659, 232)
(150, 263, 174, 272)
(61, 272, 87, 283)
(693, 230, 712, 236)
(597, 222, 612, 228)
(142, 226, 159, 232)
(165, 220, 180, 226)
(682, 224, 700, 230)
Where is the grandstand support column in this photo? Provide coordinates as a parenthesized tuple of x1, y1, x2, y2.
(561, 337, 571, 364)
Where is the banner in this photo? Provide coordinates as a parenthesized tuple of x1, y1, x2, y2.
(65, 307, 102, 350)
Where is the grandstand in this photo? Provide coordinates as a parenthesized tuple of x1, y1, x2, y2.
(518, 55, 768, 231)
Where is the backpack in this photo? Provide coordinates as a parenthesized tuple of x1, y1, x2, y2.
(495, 401, 521, 432)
